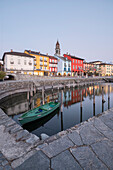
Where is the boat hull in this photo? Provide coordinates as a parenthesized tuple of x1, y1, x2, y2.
(19, 102, 60, 125)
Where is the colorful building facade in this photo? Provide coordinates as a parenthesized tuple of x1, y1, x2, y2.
(54, 55, 71, 76)
(49, 56, 58, 76)
(63, 54, 84, 76)
(99, 63, 113, 76)
(25, 50, 49, 76)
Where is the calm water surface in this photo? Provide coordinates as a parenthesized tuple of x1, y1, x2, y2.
(0, 82, 113, 137)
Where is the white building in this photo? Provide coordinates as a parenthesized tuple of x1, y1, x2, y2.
(54, 55, 71, 76)
(2, 51, 35, 74)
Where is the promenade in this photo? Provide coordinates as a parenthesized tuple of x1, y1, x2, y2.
(0, 107, 113, 169)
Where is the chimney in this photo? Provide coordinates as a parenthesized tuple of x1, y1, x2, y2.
(11, 49, 13, 52)
(46, 53, 48, 56)
(39, 51, 40, 54)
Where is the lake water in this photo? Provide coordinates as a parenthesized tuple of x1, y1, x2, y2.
(0, 82, 113, 137)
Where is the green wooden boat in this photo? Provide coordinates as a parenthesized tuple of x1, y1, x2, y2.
(18, 102, 60, 125)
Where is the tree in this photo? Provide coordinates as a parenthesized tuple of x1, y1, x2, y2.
(0, 71, 6, 80)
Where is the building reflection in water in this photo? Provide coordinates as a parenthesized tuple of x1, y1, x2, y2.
(0, 83, 113, 136)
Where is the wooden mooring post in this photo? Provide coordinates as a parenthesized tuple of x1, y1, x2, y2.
(93, 87, 95, 116)
(42, 86, 45, 105)
(61, 90, 63, 131)
(80, 90, 82, 122)
(108, 85, 110, 109)
(30, 84, 33, 97)
(27, 91, 30, 100)
(102, 86, 104, 112)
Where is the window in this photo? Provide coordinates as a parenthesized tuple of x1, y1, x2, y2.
(76, 66, 77, 69)
(40, 66, 42, 69)
(40, 57, 43, 61)
(81, 61, 82, 64)
(78, 61, 80, 64)
(50, 59, 51, 62)
(76, 60, 77, 63)
(73, 59, 74, 63)
(29, 60, 32, 65)
(73, 65, 74, 69)
(24, 60, 26, 65)
(18, 59, 20, 64)
(50, 68, 51, 71)
(10, 58, 14, 64)
(44, 57, 47, 61)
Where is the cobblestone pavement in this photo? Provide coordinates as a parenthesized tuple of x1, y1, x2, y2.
(0, 152, 12, 170)
(0, 108, 113, 169)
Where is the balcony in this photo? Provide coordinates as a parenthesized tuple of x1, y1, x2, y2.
(44, 59, 47, 62)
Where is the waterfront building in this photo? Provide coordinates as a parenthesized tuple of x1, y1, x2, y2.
(63, 53, 84, 76)
(83, 61, 96, 76)
(25, 50, 49, 76)
(49, 56, 58, 76)
(54, 55, 71, 76)
(0, 59, 4, 71)
(99, 63, 113, 76)
(54, 40, 71, 76)
(2, 50, 35, 74)
(89, 61, 102, 75)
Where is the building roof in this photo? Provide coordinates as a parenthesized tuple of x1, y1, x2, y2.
(83, 61, 94, 64)
(49, 56, 57, 60)
(89, 61, 102, 64)
(25, 50, 49, 57)
(64, 54, 84, 60)
(55, 55, 71, 62)
(2, 51, 35, 61)
(99, 63, 113, 66)
(56, 40, 60, 46)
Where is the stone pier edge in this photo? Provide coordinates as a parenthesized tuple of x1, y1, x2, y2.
(0, 107, 113, 169)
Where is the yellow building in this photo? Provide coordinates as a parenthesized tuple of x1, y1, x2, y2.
(99, 63, 113, 76)
(25, 50, 49, 76)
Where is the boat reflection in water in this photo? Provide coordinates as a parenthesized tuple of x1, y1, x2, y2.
(22, 108, 60, 132)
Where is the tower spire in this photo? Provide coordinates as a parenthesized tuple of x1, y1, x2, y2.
(55, 40, 61, 56)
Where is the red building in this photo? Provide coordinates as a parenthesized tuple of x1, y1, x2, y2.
(49, 56, 58, 76)
(63, 54, 84, 76)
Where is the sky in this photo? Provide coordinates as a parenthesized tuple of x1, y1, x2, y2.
(0, 0, 113, 62)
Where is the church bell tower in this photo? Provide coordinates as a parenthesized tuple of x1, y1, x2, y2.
(55, 40, 61, 56)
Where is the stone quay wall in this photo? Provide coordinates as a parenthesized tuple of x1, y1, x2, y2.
(0, 77, 106, 101)
(0, 81, 34, 100)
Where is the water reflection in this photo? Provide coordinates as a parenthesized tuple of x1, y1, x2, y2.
(0, 83, 113, 137)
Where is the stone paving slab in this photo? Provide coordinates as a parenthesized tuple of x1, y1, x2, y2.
(70, 146, 108, 170)
(0, 152, 12, 170)
(67, 131, 83, 146)
(51, 150, 82, 170)
(15, 150, 50, 170)
(41, 136, 74, 158)
(78, 123, 105, 145)
(91, 139, 113, 170)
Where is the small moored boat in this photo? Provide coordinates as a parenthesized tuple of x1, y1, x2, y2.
(18, 101, 60, 125)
